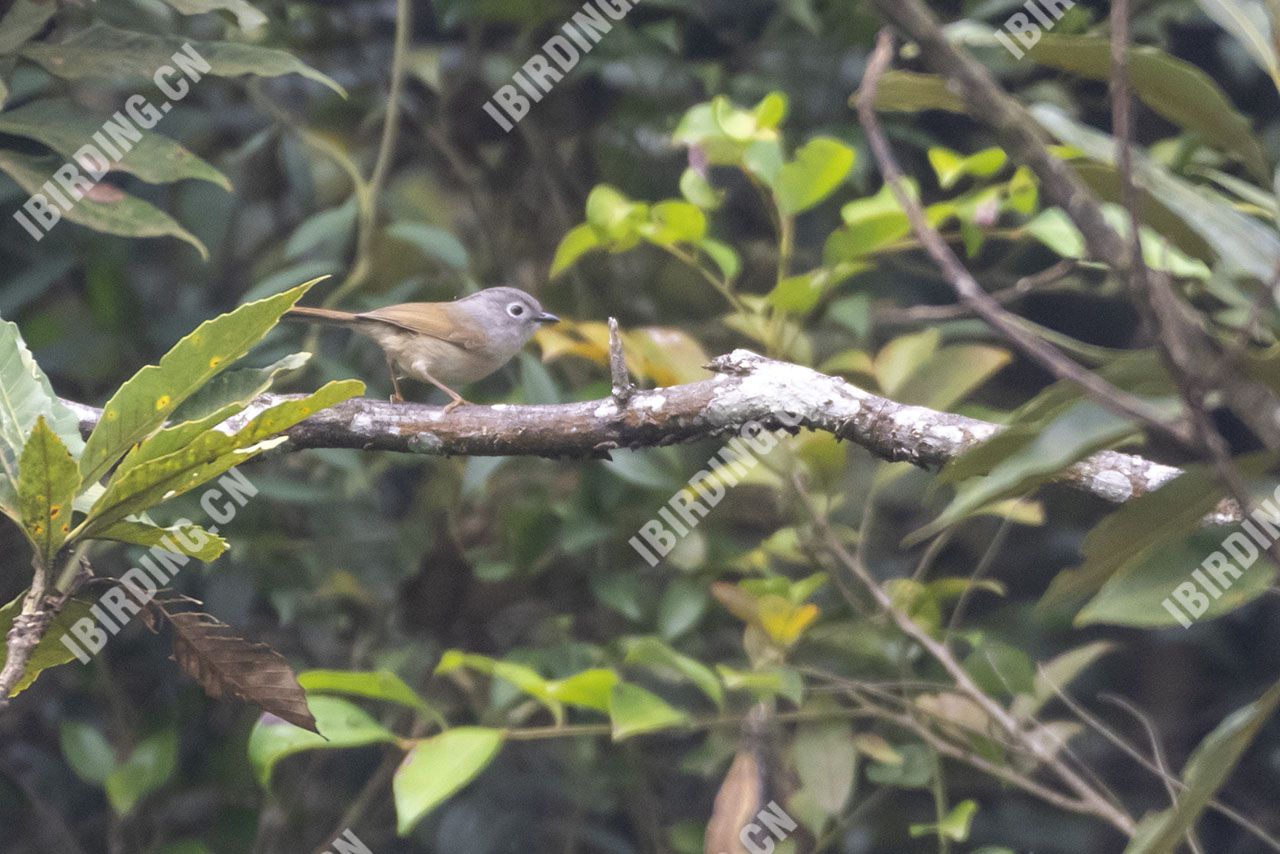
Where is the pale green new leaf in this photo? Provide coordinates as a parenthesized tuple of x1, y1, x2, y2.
(394, 728, 505, 835)
(775, 137, 856, 215)
(21, 24, 344, 95)
(0, 150, 206, 257)
(0, 98, 231, 189)
(609, 683, 688, 740)
(80, 281, 321, 486)
(248, 696, 397, 786)
(18, 417, 79, 568)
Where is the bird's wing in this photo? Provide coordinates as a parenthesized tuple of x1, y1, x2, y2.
(356, 303, 487, 350)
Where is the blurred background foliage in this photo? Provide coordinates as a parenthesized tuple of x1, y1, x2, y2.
(4, 0, 1280, 851)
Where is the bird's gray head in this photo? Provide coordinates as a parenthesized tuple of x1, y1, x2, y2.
(457, 286, 559, 348)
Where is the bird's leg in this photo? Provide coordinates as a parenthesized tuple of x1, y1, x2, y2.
(419, 369, 471, 413)
(387, 358, 406, 404)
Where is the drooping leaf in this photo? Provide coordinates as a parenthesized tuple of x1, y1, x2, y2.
(94, 519, 227, 562)
(0, 98, 231, 189)
(80, 280, 320, 486)
(1124, 680, 1280, 853)
(247, 695, 397, 786)
(1193, 0, 1280, 89)
(158, 0, 268, 31)
(0, 594, 95, 696)
(21, 24, 344, 95)
(0, 150, 207, 257)
(154, 599, 318, 732)
(18, 417, 79, 568)
(623, 637, 724, 709)
(393, 728, 505, 835)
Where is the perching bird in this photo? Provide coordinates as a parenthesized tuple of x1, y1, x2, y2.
(286, 286, 559, 412)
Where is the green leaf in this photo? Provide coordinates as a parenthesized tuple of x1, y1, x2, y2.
(0, 0, 54, 54)
(1041, 466, 1224, 610)
(775, 137, 856, 215)
(0, 150, 207, 257)
(18, 417, 79, 568)
(1013, 642, 1115, 718)
(859, 70, 966, 113)
(386, 222, 470, 270)
(80, 280, 320, 486)
(94, 519, 227, 562)
(679, 168, 722, 209)
(1027, 35, 1268, 179)
(60, 721, 118, 786)
(285, 199, 357, 261)
(609, 683, 688, 740)
(84, 380, 363, 535)
(104, 730, 177, 816)
(1025, 206, 1212, 280)
(1193, 0, 1280, 90)
(865, 742, 936, 789)
(697, 238, 741, 281)
(0, 594, 95, 696)
(656, 576, 709, 640)
(248, 695, 397, 786)
(768, 263, 867, 315)
(170, 352, 310, 426)
(159, 0, 269, 31)
(893, 344, 1010, 410)
(21, 24, 345, 95)
(1033, 106, 1280, 283)
(299, 669, 443, 722)
(623, 637, 724, 709)
(393, 728, 505, 835)
(641, 200, 707, 245)
(928, 147, 1007, 189)
(544, 668, 619, 712)
(1124, 680, 1280, 853)
(0, 98, 231, 189)
(550, 223, 603, 277)
(911, 400, 1146, 544)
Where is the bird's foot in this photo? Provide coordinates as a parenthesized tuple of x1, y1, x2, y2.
(442, 397, 472, 414)
(390, 392, 406, 404)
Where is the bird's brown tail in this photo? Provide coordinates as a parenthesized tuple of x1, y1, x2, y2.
(284, 306, 360, 326)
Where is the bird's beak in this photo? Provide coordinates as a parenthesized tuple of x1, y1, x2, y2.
(536, 311, 560, 324)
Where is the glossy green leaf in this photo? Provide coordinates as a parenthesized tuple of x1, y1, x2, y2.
(609, 683, 687, 740)
(1194, 0, 1280, 89)
(1028, 35, 1267, 179)
(641, 200, 707, 245)
(928, 147, 1007, 189)
(544, 668, 619, 712)
(84, 379, 362, 535)
(21, 24, 344, 95)
(0, 594, 95, 696)
(1033, 106, 1280, 282)
(248, 695, 397, 786)
(1124, 681, 1280, 853)
(18, 417, 79, 568)
(775, 137, 856, 215)
(393, 728, 505, 835)
(0, 150, 206, 257)
(94, 519, 227, 561)
(0, 98, 231, 189)
(80, 280, 319, 486)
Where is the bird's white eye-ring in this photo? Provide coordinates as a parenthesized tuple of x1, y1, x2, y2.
(507, 303, 526, 317)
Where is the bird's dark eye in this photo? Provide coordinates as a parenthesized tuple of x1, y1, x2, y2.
(508, 303, 525, 317)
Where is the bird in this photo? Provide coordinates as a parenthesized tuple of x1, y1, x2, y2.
(286, 286, 559, 412)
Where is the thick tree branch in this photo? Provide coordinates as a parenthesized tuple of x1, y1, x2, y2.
(63, 350, 1202, 512)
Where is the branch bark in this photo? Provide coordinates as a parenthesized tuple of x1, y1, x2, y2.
(62, 349, 1203, 512)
